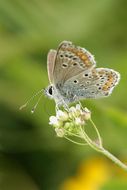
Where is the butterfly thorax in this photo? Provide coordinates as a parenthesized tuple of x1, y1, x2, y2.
(45, 84, 75, 106)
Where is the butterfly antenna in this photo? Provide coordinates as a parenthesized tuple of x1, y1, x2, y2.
(19, 89, 44, 110)
(31, 93, 43, 114)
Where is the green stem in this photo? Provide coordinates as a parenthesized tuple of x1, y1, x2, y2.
(90, 118, 103, 147)
(79, 126, 101, 151)
(101, 148, 127, 171)
(79, 126, 127, 172)
(64, 136, 88, 146)
(64, 129, 83, 138)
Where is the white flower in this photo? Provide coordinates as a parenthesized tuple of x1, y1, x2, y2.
(69, 105, 81, 118)
(56, 110, 68, 121)
(75, 117, 81, 125)
(49, 116, 60, 126)
(75, 117, 85, 125)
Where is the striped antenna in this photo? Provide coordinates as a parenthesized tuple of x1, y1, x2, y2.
(19, 89, 44, 112)
(31, 93, 43, 114)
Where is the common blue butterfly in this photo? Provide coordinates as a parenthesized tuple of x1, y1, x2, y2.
(45, 41, 120, 107)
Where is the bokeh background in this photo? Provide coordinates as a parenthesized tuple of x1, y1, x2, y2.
(0, 0, 127, 189)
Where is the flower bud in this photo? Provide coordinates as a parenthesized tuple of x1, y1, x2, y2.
(82, 108, 91, 120)
(55, 128, 65, 137)
(75, 117, 85, 125)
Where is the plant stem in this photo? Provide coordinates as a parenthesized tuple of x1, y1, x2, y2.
(64, 136, 88, 146)
(79, 125, 127, 172)
(90, 118, 103, 147)
(101, 148, 127, 171)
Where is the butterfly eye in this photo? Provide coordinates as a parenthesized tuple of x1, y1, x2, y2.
(48, 86, 53, 95)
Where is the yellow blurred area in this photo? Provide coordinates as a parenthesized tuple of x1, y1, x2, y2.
(60, 157, 110, 190)
(61, 157, 127, 190)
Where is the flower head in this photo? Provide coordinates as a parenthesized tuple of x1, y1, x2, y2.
(49, 104, 91, 137)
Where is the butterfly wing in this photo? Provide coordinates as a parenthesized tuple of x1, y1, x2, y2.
(47, 50, 57, 83)
(62, 68, 120, 100)
(47, 41, 120, 104)
(52, 41, 96, 85)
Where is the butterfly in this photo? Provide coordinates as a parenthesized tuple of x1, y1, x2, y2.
(20, 41, 120, 112)
(45, 41, 120, 107)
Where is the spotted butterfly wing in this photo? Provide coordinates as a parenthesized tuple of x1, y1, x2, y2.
(52, 41, 96, 85)
(47, 49, 57, 83)
(62, 68, 120, 100)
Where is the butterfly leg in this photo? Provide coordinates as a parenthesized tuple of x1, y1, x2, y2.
(55, 104, 59, 112)
(78, 101, 84, 110)
(63, 103, 69, 112)
(55, 97, 69, 111)
(73, 95, 84, 109)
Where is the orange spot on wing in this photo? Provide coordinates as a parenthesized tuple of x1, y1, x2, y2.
(85, 62, 91, 67)
(98, 70, 105, 75)
(102, 86, 108, 91)
(108, 75, 114, 80)
(77, 51, 83, 56)
(81, 55, 87, 60)
(71, 49, 77, 53)
(105, 82, 111, 87)
(63, 47, 93, 67)
(108, 78, 114, 82)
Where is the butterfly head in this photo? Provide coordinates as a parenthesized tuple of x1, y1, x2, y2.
(45, 85, 54, 99)
(45, 85, 69, 106)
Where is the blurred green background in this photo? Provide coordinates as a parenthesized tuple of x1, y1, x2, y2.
(0, 0, 127, 189)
